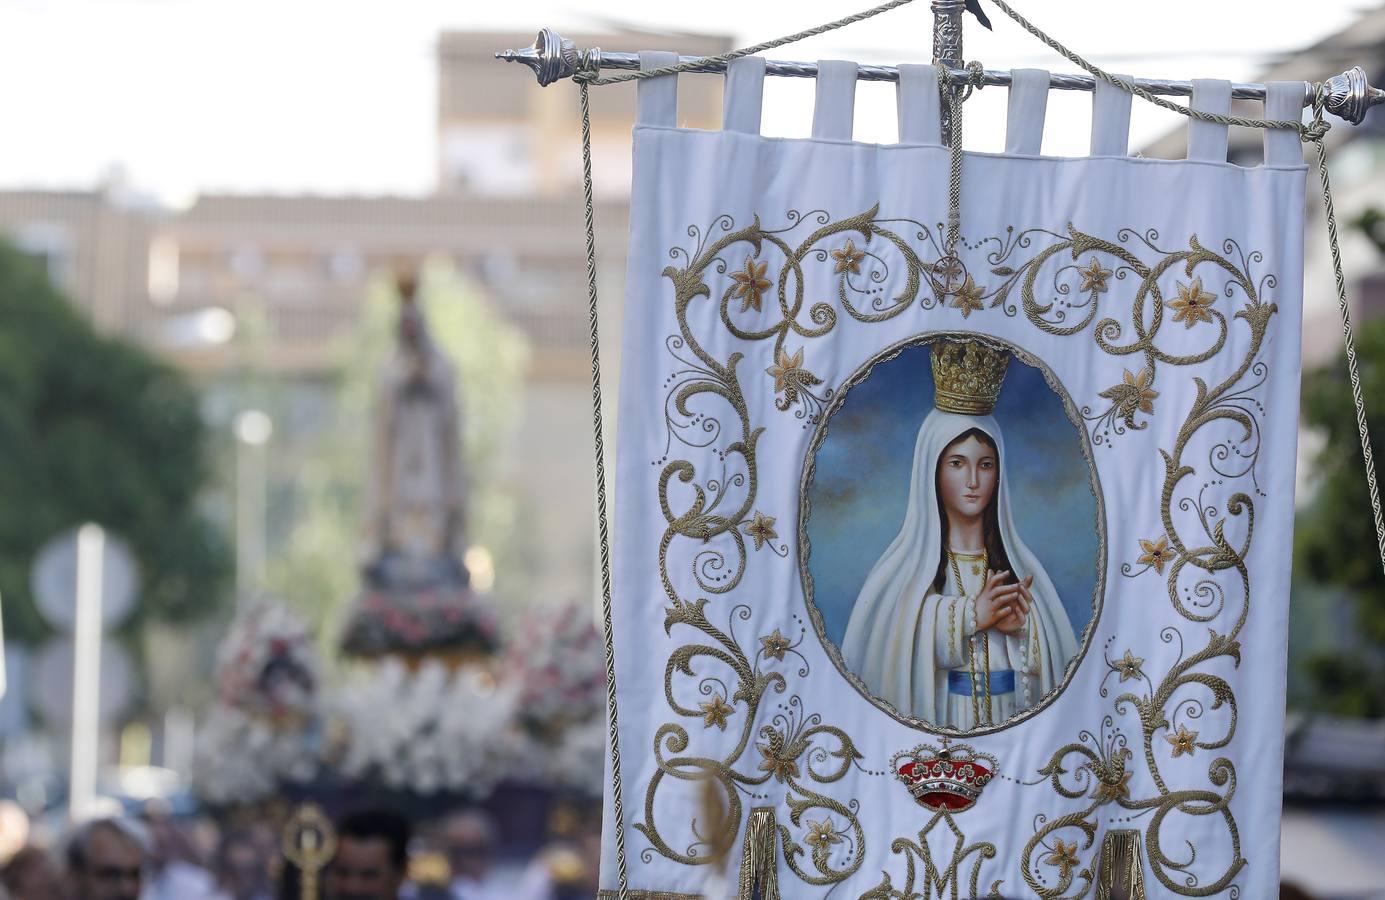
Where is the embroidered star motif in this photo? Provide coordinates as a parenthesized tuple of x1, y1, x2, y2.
(1091, 769, 1132, 804)
(1043, 838, 1082, 879)
(830, 239, 866, 275)
(760, 629, 791, 661)
(766, 346, 805, 394)
(1098, 367, 1158, 429)
(699, 695, 735, 731)
(1112, 649, 1144, 683)
(950, 275, 985, 318)
(1165, 724, 1199, 758)
(804, 818, 841, 848)
(743, 511, 778, 551)
(1137, 535, 1173, 575)
(730, 256, 771, 313)
(1169, 276, 1216, 328)
(1078, 257, 1112, 294)
(757, 732, 800, 783)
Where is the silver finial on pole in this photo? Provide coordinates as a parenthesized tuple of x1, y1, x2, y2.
(1320, 66, 1381, 127)
(494, 27, 582, 87)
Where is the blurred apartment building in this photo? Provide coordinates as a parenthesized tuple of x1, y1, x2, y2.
(0, 30, 730, 609)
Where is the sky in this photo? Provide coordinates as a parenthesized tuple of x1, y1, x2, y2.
(0, 0, 1372, 205)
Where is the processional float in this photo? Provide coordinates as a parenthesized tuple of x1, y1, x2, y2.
(500, 1, 1385, 897)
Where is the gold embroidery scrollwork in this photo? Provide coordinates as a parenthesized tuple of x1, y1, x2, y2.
(641, 205, 1275, 897)
(861, 810, 1003, 899)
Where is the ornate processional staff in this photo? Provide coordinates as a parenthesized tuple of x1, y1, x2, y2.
(283, 804, 337, 900)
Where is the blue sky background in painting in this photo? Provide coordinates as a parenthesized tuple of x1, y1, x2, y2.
(804, 342, 1101, 647)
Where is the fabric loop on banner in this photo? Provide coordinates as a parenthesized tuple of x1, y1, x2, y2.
(1090, 72, 1133, 157)
(1005, 68, 1050, 156)
(897, 63, 942, 146)
(1265, 81, 1307, 166)
(812, 60, 859, 141)
(637, 51, 680, 127)
(722, 56, 767, 135)
(1188, 79, 1233, 162)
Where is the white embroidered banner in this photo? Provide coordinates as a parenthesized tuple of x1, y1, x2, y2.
(602, 57, 1306, 899)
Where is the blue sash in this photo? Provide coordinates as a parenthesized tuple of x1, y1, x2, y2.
(947, 669, 1016, 696)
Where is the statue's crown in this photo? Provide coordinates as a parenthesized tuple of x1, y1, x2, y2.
(891, 741, 997, 813)
(930, 339, 1010, 415)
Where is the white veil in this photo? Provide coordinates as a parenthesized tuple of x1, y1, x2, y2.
(840, 409, 1078, 721)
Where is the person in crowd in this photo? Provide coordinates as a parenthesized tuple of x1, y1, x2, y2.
(324, 809, 411, 900)
(139, 802, 217, 900)
(210, 830, 271, 900)
(66, 818, 147, 900)
(441, 812, 506, 900)
(1, 845, 68, 900)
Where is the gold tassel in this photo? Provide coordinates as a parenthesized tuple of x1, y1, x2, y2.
(736, 807, 780, 900)
(1095, 829, 1147, 900)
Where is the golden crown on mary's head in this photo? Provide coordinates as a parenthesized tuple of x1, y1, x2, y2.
(930, 339, 1010, 416)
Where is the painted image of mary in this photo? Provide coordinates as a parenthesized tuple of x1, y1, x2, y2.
(840, 339, 1079, 729)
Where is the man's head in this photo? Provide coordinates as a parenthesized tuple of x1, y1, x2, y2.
(324, 809, 410, 900)
(442, 811, 495, 882)
(2, 845, 66, 900)
(215, 829, 269, 900)
(66, 818, 148, 900)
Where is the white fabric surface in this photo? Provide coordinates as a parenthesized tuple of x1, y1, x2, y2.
(601, 61, 1307, 899)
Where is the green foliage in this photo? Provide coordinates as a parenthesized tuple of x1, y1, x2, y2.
(262, 262, 530, 657)
(1295, 314, 1385, 714)
(0, 240, 231, 643)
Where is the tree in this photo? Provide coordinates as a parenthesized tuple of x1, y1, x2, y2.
(1295, 314, 1385, 716)
(0, 240, 231, 643)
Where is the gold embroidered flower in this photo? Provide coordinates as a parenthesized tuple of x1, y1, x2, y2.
(731, 256, 772, 313)
(1098, 367, 1158, 429)
(1078, 257, 1113, 294)
(699, 695, 735, 731)
(1043, 838, 1081, 879)
(1169, 276, 1215, 328)
(804, 819, 841, 848)
(760, 629, 791, 661)
(767, 346, 805, 394)
(951, 275, 985, 318)
(1137, 535, 1173, 575)
(830, 239, 866, 275)
(743, 511, 778, 552)
(1113, 649, 1144, 682)
(1091, 769, 1132, 805)
(766, 346, 823, 410)
(757, 730, 800, 783)
(1165, 724, 1199, 758)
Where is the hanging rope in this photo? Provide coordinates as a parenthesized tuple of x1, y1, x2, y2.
(579, 0, 917, 87)
(577, 76, 632, 899)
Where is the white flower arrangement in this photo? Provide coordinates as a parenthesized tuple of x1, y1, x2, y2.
(331, 658, 524, 798)
(195, 602, 322, 805)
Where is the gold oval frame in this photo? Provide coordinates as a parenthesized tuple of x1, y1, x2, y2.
(797, 330, 1108, 736)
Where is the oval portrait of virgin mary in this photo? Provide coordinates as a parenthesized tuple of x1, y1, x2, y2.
(800, 334, 1104, 733)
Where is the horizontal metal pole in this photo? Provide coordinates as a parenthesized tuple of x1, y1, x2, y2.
(496, 27, 1382, 124)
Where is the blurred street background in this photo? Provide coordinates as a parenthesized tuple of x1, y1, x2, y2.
(0, 1, 1383, 898)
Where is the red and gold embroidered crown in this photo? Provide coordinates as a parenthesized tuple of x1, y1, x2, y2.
(891, 741, 998, 813)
